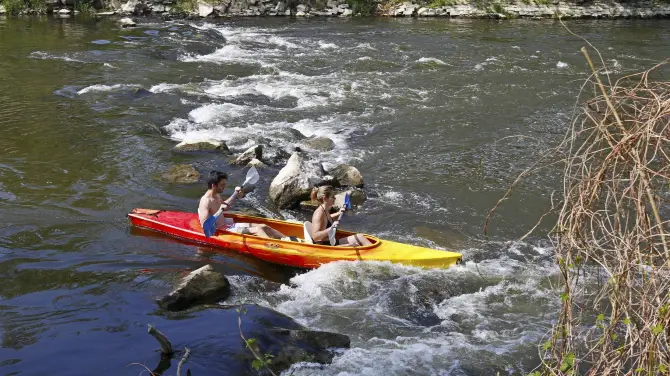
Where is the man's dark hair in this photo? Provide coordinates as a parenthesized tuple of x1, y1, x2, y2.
(207, 170, 227, 189)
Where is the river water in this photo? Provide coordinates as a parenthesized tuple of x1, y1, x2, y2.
(0, 15, 668, 375)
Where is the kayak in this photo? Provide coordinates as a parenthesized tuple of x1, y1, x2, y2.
(127, 208, 462, 269)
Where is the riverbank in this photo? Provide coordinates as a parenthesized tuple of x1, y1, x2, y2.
(2, 0, 670, 19)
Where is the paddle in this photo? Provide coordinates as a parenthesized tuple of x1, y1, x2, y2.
(328, 192, 351, 246)
(203, 167, 260, 237)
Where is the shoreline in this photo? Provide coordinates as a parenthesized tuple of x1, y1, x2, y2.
(2, 0, 670, 20)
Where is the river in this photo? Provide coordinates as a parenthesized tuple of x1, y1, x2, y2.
(0, 15, 669, 375)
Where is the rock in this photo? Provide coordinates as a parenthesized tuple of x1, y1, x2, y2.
(296, 10, 306, 16)
(231, 144, 263, 165)
(267, 328, 350, 373)
(299, 199, 331, 212)
(0, 4, 6, 13)
(264, 147, 291, 165)
(121, 0, 138, 13)
(340, 8, 353, 16)
(157, 264, 231, 311)
(275, 1, 285, 12)
(198, 0, 214, 16)
(158, 164, 200, 183)
(247, 158, 267, 168)
(58, 8, 71, 13)
(280, 329, 351, 349)
(334, 189, 366, 207)
(133, 87, 152, 98)
(302, 136, 335, 152)
(296, 3, 307, 12)
(269, 151, 329, 209)
(96, 11, 116, 15)
(287, 128, 307, 141)
(118, 17, 136, 27)
(172, 140, 231, 154)
(328, 164, 364, 188)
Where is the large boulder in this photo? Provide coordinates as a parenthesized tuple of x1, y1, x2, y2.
(0, 4, 6, 13)
(198, 0, 214, 16)
(328, 164, 364, 188)
(157, 264, 230, 311)
(269, 151, 330, 209)
(172, 140, 230, 154)
(157, 164, 200, 183)
(231, 144, 263, 165)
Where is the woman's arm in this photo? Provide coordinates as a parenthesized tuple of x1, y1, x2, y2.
(329, 207, 345, 220)
(311, 210, 332, 241)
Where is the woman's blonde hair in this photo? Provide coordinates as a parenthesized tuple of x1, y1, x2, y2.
(310, 185, 334, 203)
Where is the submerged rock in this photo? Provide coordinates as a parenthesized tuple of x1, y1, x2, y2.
(269, 151, 330, 209)
(266, 328, 350, 373)
(302, 136, 335, 152)
(172, 140, 231, 154)
(133, 87, 153, 98)
(157, 264, 231, 311)
(157, 164, 200, 183)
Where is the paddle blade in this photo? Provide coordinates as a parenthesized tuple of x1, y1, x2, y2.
(344, 193, 351, 210)
(244, 166, 260, 186)
(328, 226, 337, 246)
(202, 215, 218, 237)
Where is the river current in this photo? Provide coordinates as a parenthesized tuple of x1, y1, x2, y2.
(1, 15, 669, 375)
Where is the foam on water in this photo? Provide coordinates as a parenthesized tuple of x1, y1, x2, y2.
(318, 41, 339, 49)
(28, 51, 85, 63)
(203, 72, 345, 108)
(76, 84, 135, 95)
(226, 246, 559, 375)
(416, 57, 447, 65)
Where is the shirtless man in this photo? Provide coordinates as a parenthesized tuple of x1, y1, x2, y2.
(198, 170, 286, 239)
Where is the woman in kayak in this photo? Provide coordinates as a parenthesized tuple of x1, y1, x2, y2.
(310, 185, 372, 247)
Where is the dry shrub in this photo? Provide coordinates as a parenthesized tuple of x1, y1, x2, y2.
(488, 35, 670, 376)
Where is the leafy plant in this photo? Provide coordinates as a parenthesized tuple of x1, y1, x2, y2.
(1, 0, 27, 14)
(345, 0, 376, 15)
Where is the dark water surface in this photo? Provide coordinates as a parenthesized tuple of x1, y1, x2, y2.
(1, 15, 669, 375)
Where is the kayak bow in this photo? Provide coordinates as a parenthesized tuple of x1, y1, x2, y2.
(127, 208, 462, 269)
